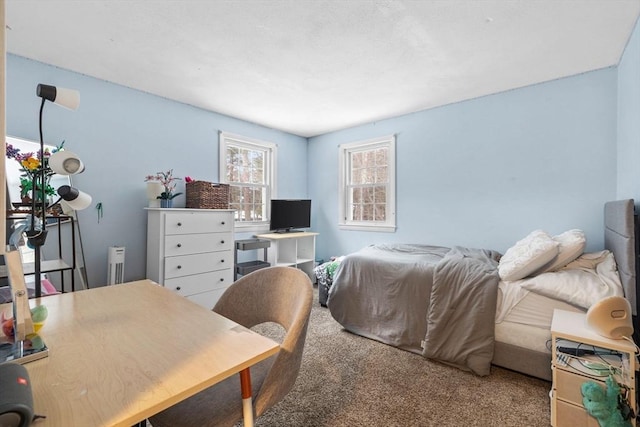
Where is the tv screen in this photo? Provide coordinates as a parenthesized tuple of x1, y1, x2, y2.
(270, 199, 311, 233)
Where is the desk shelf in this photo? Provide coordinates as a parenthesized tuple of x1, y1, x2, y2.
(255, 232, 318, 280)
(235, 238, 271, 280)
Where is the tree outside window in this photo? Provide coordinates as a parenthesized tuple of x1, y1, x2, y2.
(339, 135, 396, 232)
(219, 132, 276, 230)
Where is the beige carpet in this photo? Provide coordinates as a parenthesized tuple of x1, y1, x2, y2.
(247, 287, 552, 427)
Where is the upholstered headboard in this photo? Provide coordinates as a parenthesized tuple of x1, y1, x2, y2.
(604, 199, 638, 316)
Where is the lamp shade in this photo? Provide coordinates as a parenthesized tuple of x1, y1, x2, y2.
(57, 185, 92, 211)
(49, 150, 85, 175)
(36, 84, 80, 110)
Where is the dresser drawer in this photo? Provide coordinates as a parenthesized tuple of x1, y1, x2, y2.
(555, 368, 606, 407)
(164, 212, 233, 235)
(555, 399, 600, 427)
(164, 233, 232, 256)
(164, 270, 233, 297)
(164, 250, 233, 279)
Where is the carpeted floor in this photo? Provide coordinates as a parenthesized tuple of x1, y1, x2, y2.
(247, 286, 552, 426)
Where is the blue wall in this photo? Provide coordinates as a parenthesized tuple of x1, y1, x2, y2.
(309, 70, 618, 260)
(618, 16, 640, 200)
(7, 19, 640, 286)
(6, 54, 308, 286)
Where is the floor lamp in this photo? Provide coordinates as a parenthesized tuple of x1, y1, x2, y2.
(25, 84, 92, 297)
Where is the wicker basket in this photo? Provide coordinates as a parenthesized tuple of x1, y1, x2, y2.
(185, 181, 230, 209)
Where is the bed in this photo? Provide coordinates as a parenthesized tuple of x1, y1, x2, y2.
(326, 199, 639, 381)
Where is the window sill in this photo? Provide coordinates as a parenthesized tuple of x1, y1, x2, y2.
(234, 222, 271, 233)
(338, 223, 396, 233)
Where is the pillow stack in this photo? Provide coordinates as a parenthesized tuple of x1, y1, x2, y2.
(540, 229, 587, 272)
(498, 229, 586, 282)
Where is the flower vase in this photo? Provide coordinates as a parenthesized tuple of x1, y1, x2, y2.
(160, 199, 173, 208)
(146, 182, 163, 208)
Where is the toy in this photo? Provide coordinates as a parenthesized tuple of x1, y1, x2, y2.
(581, 375, 632, 427)
(1, 305, 48, 338)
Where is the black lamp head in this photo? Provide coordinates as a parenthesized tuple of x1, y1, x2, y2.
(57, 185, 92, 211)
(36, 84, 57, 103)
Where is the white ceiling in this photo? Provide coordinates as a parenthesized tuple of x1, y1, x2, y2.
(5, 1, 640, 137)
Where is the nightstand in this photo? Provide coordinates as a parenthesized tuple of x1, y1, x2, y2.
(550, 309, 637, 426)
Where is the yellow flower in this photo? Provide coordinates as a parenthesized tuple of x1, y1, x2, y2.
(21, 157, 40, 171)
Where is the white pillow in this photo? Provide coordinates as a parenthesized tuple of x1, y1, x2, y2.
(498, 230, 559, 281)
(539, 229, 586, 273)
(520, 251, 624, 309)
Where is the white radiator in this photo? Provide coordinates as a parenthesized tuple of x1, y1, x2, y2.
(107, 246, 125, 285)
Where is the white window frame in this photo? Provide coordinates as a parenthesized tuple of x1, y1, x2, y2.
(338, 135, 396, 232)
(219, 131, 277, 232)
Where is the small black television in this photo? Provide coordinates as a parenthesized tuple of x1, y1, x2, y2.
(270, 199, 311, 233)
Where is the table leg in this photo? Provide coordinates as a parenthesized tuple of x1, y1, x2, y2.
(240, 368, 254, 427)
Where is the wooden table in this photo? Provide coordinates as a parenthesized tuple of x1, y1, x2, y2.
(0, 279, 279, 427)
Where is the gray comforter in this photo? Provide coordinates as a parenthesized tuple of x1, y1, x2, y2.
(327, 244, 500, 376)
(422, 246, 500, 375)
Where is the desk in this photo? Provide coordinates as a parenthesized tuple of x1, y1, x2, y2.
(0, 279, 279, 427)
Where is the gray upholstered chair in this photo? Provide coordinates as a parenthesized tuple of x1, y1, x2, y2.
(149, 266, 313, 427)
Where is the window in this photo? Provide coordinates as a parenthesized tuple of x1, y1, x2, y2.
(219, 132, 277, 230)
(339, 135, 396, 232)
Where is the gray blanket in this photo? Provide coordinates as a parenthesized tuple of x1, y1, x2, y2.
(422, 246, 500, 376)
(327, 244, 500, 376)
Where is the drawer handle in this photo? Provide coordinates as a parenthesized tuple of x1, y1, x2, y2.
(219, 278, 224, 282)
(175, 286, 181, 291)
(177, 265, 182, 269)
(177, 222, 182, 227)
(177, 243, 182, 248)
(220, 259, 225, 263)
(221, 221, 225, 225)
(220, 240, 225, 244)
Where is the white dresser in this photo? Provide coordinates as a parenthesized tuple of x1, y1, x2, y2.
(146, 208, 235, 308)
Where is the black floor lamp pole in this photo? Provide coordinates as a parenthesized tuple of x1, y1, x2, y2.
(26, 83, 85, 297)
(33, 246, 42, 298)
(25, 97, 49, 298)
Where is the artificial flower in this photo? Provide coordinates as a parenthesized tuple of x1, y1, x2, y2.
(145, 169, 183, 200)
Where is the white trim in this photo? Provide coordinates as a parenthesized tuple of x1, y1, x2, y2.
(218, 131, 278, 194)
(338, 134, 396, 232)
(234, 222, 271, 232)
(338, 134, 395, 151)
(338, 223, 396, 232)
(219, 131, 278, 152)
(219, 132, 278, 227)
